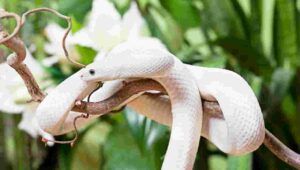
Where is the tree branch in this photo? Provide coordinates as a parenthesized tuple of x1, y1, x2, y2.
(73, 79, 222, 118)
(264, 130, 300, 169)
(0, 19, 45, 101)
(75, 79, 300, 169)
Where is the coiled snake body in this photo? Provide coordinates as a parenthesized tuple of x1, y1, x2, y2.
(36, 38, 265, 169)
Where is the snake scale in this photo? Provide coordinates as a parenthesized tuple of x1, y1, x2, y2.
(36, 38, 265, 169)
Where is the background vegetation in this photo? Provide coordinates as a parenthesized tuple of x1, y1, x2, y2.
(0, 0, 299, 169)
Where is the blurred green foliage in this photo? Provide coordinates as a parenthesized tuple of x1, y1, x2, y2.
(0, 0, 299, 169)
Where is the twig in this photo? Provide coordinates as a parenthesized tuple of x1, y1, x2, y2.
(0, 7, 84, 101)
(20, 8, 84, 67)
(264, 130, 300, 169)
(0, 9, 22, 44)
(0, 21, 45, 101)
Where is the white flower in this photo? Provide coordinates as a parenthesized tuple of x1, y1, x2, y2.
(43, 0, 145, 66)
(0, 50, 54, 145)
(43, 23, 79, 67)
(72, 0, 144, 53)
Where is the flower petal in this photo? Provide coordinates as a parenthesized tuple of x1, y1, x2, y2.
(0, 49, 46, 113)
(122, 2, 144, 40)
(0, 88, 24, 113)
(71, 28, 97, 50)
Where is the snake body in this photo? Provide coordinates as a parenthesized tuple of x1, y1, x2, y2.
(37, 39, 203, 169)
(36, 38, 265, 169)
(128, 65, 265, 155)
(35, 70, 98, 134)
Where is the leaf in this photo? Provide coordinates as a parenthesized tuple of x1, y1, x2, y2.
(160, 0, 200, 30)
(102, 108, 168, 170)
(110, 0, 131, 16)
(71, 122, 111, 170)
(208, 155, 227, 170)
(58, 0, 93, 23)
(197, 55, 227, 68)
(237, 0, 250, 17)
(230, 0, 251, 40)
(227, 154, 252, 170)
(124, 108, 168, 151)
(145, 5, 184, 52)
(75, 45, 97, 65)
(59, 145, 73, 170)
(248, 0, 263, 52)
(102, 122, 164, 170)
(215, 37, 272, 76)
(175, 27, 221, 66)
(43, 65, 69, 84)
(297, 1, 300, 56)
(274, 0, 299, 67)
(281, 95, 300, 144)
(201, 0, 245, 38)
(261, 0, 275, 58)
(269, 67, 294, 106)
(71, 17, 84, 33)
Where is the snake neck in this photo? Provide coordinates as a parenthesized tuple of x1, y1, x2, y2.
(154, 62, 203, 170)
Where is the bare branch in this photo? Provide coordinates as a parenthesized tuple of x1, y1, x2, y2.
(20, 7, 84, 67)
(0, 22, 45, 101)
(0, 9, 22, 44)
(0, 31, 26, 64)
(75, 79, 300, 169)
(74, 79, 222, 117)
(264, 130, 300, 169)
(0, 7, 84, 101)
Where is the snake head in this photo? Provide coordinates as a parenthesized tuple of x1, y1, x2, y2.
(80, 68, 97, 81)
(80, 63, 121, 82)
(80, 63, 101, 82)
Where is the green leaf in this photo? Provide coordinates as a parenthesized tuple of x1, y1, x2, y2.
(248, 0, 263, 52)
(198, 55, 227, 68)
(281, 95, 300, 144)
(59, 145, 73, 170)
(269, 68, 294, 106)
(103, 122, 163, 170)
(145, 5, 184, 52)
(124, 108, 169, 169)
(297, 0, 300, 56)
(102, 109, 168, 170)
(58, 0, 93, 23)
(75, 45, 97, 65)
(71, 17, 84, 33)
(274, 0, 299, 67)
(71, 122, 111, 170)
(208, 155, 227, 170)
(43, 65, 70, 84)
(227, 154, 252, 170)
(201, 0, 245, 38)
(124, 108, 168, 152)
(261, 0, 275, 59)
(237, 0, 250, 17)
(110, 0, 131, 16)
(215, 37, 272, 76)
(160, 0, 200, 30)
(230, 0, 251, 40)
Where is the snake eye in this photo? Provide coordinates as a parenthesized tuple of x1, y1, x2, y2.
(89, 69, 95, 75)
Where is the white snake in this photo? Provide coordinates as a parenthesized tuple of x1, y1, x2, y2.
(36, 38, 265, 169)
